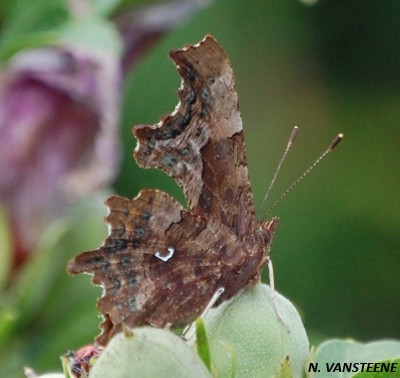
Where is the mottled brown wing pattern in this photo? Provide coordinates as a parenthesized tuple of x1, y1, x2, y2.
(68, 189, 249, 344)
(68, 35, 275, 346)
(134, 36, 256, 242)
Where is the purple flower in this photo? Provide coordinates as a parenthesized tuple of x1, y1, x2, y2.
(0, 46, 121, 266)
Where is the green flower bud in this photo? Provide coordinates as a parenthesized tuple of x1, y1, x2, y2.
(89, 327, 211, 378)
(203, 284, 310, 378)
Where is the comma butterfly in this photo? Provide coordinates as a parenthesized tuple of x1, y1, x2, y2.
(68, 35, 278, 345)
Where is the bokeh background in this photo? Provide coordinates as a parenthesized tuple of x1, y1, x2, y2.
(0, 0, 399, 376)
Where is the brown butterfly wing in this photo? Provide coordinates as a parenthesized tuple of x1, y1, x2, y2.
(68, 36, 267, 345)
(134, 35, 256, 244)
(68, 190, 246, 344)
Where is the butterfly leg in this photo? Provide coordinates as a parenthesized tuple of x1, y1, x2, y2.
(182, 287, 225, 341)
(268, 258, 292, 331)
(267, 257, 276, 293)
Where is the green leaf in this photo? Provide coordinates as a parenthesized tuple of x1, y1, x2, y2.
(196, 317, 211, 371)
(13, 195, 107, 322)
(0, 0, 69, 61)
(89, 327, 212, 378)
(12, 219, 72, 325)
(313, 339, 400, 378)
(352, 358, 400, 378)
(0, 307, 18, 344)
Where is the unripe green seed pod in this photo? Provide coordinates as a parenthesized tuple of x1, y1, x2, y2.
(89, 327, 211, 378)
(203, 284, 310, 378)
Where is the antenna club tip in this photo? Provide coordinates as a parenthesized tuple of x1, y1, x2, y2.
(289, 126, 300, 144)
(329, 133, 344, 151)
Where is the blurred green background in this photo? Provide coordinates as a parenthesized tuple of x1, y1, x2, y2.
(1, 0, 400, 376)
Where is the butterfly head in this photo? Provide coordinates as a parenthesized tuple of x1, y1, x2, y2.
(256, 217, 279, 251)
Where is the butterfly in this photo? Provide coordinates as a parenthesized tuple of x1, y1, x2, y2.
(68, 35, 278, 345)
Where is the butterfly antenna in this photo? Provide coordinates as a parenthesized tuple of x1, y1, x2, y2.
(266, 133, 344, 215)
(260, 126, 299, 211)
